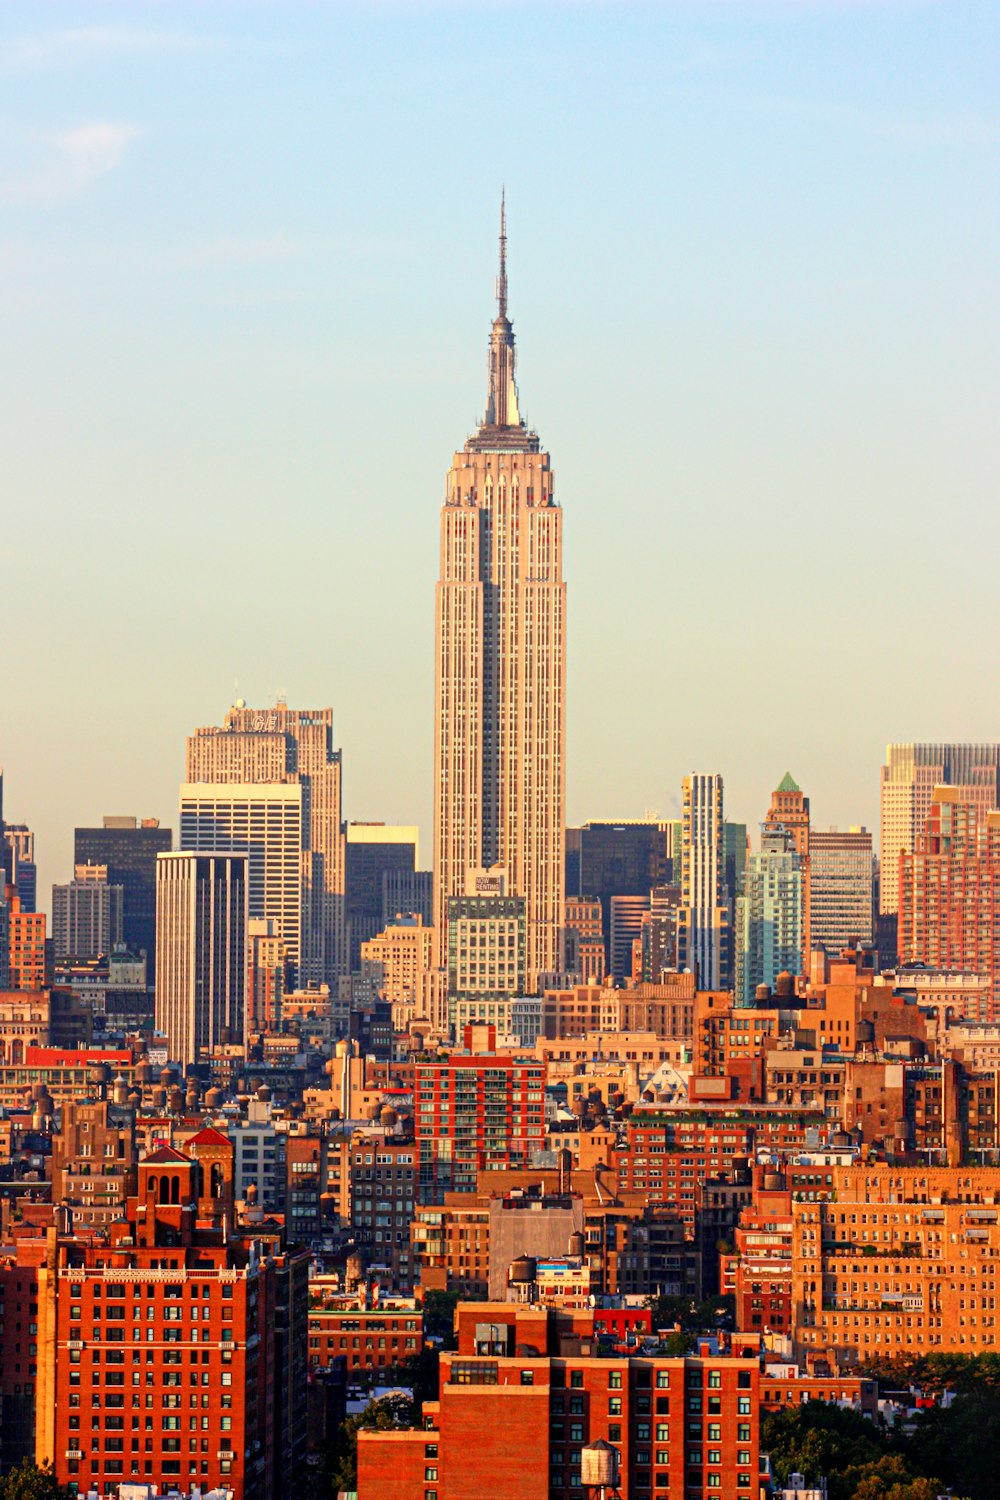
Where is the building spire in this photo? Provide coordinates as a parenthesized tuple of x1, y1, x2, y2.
(484, 190, 521, 430)
(497, 188, 507, 321)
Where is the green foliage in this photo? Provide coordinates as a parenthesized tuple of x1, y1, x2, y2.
(0, 1462, 75, 1500)
(328, 1394, 415, 1496)
(838, 1454, 944, 1500)
(421, 1289, 460, 1348)
(760, 1396, 988, 1500)
(904, 1385, 1000, 1500)
(762, 1401, 890, 1497)
(861, 1350, 1000, 1393)
(647, 1292, 734, 1334)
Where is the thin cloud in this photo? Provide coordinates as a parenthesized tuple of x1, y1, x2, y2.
(0, 27, 218, 70)
(0, 122, 143, 205)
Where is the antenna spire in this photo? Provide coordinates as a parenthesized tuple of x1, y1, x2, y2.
(483, 189, 520, 430)
(497, 188, 507, 320)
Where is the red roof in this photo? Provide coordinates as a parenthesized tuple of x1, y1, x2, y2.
(142, 1146, 191, 1166)
(186, 1127, 232, 1149)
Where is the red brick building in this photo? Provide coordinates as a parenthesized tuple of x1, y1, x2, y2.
(415, 1055, 546, 1198)
(308, 1302, 423, 1373)
(34, 1136, 308, 1500)
(357, 1304, 762, 1500)
(730, 1168, 793, 1337)
(615, 1107, 825, 1236)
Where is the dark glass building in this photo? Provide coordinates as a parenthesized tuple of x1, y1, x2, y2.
(74, 816, 172, 967)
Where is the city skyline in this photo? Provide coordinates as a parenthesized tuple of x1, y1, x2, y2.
(3, 2, 998, 905)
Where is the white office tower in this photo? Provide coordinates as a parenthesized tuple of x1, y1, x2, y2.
(154, 851, 248, 1067)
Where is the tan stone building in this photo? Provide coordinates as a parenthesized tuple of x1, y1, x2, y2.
(185, 701, 346, 984)
(433, 203, 565, 989)
(792, 1164, 1000, 1367)
(361, 915, 435, 1017)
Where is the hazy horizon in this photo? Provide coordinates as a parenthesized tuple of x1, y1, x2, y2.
(3, 1, 998, 910)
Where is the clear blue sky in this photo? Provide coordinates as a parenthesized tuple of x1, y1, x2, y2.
(2, 2, 998, 906)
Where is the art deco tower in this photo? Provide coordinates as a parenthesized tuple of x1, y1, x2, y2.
(433, 203, 566, 989)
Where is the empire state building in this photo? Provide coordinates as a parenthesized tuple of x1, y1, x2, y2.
(433, 203, 566, 989)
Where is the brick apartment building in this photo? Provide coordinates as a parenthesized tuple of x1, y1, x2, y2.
(792, 1164, 1000, 1367)
(357, 1304, 762, 1500)
(415, 1054, 546, 1198)
(308, 1301, 423, 1373)
(33, 1131, 308, 1500)
(351, 1133, 418, 1290)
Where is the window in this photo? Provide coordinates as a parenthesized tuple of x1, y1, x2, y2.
(608, 1398, 622, 1416)
(655, 1371, 670, 1389)
(570, 1371, 584, 1389)
(570, 1425, 583, 1443)
(520, 1371, 534, 1386)
(609, 1371, 622, 1389)
(707, 1371, 721, 1388)
(738, 1397, 751, 1415)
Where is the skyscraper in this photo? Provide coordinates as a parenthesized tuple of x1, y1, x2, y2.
(433, 203, 565, 988)
(186, 702, 346, 985)
(51, 864, 124, 963)
(154, 851, 248, 1066)
(345, 822, 419, 969)
(898, 791, 1000, 1011)
(735, 826, 804, 1005)
(74, 816, 172, 968)
(564, 819, 673, 968)
(677, 773, 728, 989)
(879, 744, 1000, 915)
(3, 826, 36, 913)
(810, 827, 874, 954)
(764, 772, 810, 962)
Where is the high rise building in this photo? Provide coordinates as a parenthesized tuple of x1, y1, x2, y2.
(5, 888, 46, 990)
(639, 883, 682, 981)
(186, 702, 346, 984)
(735, 826, 804, 1006)
(360, 914, 435, 1021)
(678, 774, 729, 989)
(609, 892, 651, 983)
(345, 822, 418, 969)
(433, 203, 565, 990)
(562, 896, 605, 982)
(810, 827, 874, 954)
(180, 783, 304, 978)
(381, 867, 433, 927)
(74, 817, 172, 968)
(415, 1052, 546, 1199)
(35, 1140, 309, 1500)
(154, 851, 248, 1066)
(564, 819, 673, 967)
(764, 772, 810, 960)
(880, 744, 1000, 915)
(899, 791, 1000, 1008)
(447, 868, 526, 1034)
(51, 864, 124, 962)
(247, 918, 291, 1033)
(3, 826, 36, 913)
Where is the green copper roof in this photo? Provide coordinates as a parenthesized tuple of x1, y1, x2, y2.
(776, 772, 800, 793)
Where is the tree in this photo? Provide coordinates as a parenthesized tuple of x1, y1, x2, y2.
(0, 1462, 75, 1500)
(904, 1385, 1000, 1500)
(421, 1289, 460, 1348)
(839, 1455, 944, 1500)
(329, 1394, 414, 1496)
(761, 1402, 889, 1496)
